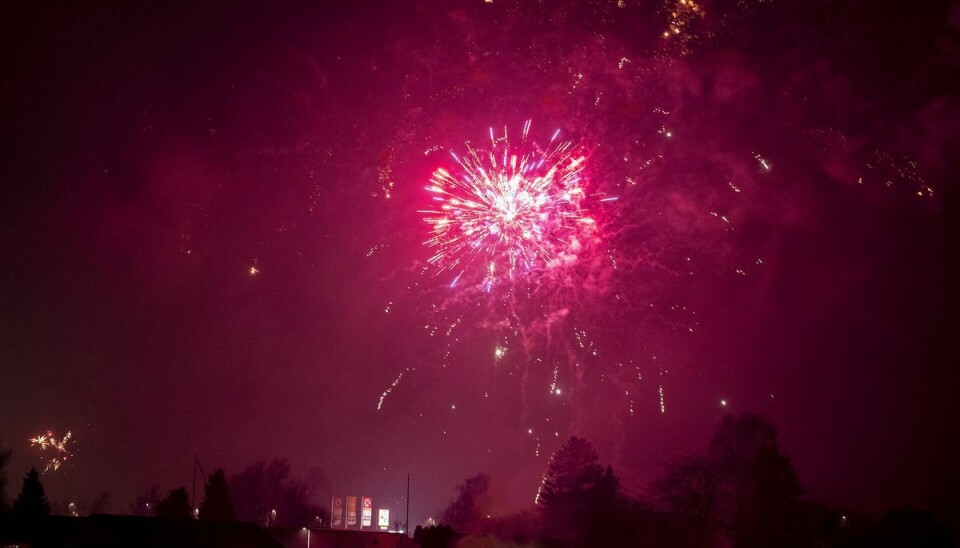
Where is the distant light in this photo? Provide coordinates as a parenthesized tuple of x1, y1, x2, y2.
(720, 399, 727, 407)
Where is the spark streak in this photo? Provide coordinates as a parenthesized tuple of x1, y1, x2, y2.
(377, 370, 409, 411)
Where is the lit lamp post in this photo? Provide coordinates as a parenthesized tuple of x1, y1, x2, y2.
(302, 527, 311, 548)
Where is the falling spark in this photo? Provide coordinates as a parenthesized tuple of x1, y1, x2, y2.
(534, 473, 548, 505)
(377, 370, 409, 411)
(753, 152, 771, 171)
(366, 243, 388, 257)
(658, 360, 666, 414)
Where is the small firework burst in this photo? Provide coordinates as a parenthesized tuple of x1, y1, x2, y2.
(29, 430, 73, 473)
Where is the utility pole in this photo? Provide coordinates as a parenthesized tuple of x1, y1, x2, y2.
(405, 473, 410, 536)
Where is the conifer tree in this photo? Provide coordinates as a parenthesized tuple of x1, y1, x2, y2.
(0, 434, 11, 512)
(156, 487, 192, 519)
(199, 469, 235, 521)
(13, 468, 50, 517)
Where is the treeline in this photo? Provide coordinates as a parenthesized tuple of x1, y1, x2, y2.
(129, 458, 326, 527)
(420, 413, 959, 547)
(0, 441, 326, 530)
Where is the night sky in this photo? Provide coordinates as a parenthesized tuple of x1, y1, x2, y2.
(2, 0, 959, 526)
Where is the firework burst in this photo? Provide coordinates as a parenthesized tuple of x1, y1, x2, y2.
(421, 121, 603, 289)
(29, 430, 73, 473)
(372, 122, 634, 418)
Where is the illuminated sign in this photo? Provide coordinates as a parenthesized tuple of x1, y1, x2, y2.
(346, 496, 357, 526)
(332, 497, 343, 527)
(361, 496, 373, 527)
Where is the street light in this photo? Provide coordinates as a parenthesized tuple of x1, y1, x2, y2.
(302, 527, 311, 548)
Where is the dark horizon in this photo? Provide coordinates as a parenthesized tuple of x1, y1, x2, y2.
(1, 0, 958, 529)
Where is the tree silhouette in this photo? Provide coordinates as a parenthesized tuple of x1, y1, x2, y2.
(199, 468, 235, 521)
(709, 413, 803, 547)
(650, 414, 804, 547)
(540, 437, 602, 504)
(652, 455, 722, 547)
(229, 459, 321, 527)
(413, 524, 454, 548)
(583, 464, 630, 546)
(155, 487, 192, 519)
(13, 468, 50, 517)
(539, 436, 623, 543)
(440, 473, 490, 533)
(0, 433, 11, 512)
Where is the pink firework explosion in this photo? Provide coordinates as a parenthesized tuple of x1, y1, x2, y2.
(421, 121, 601, 288)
